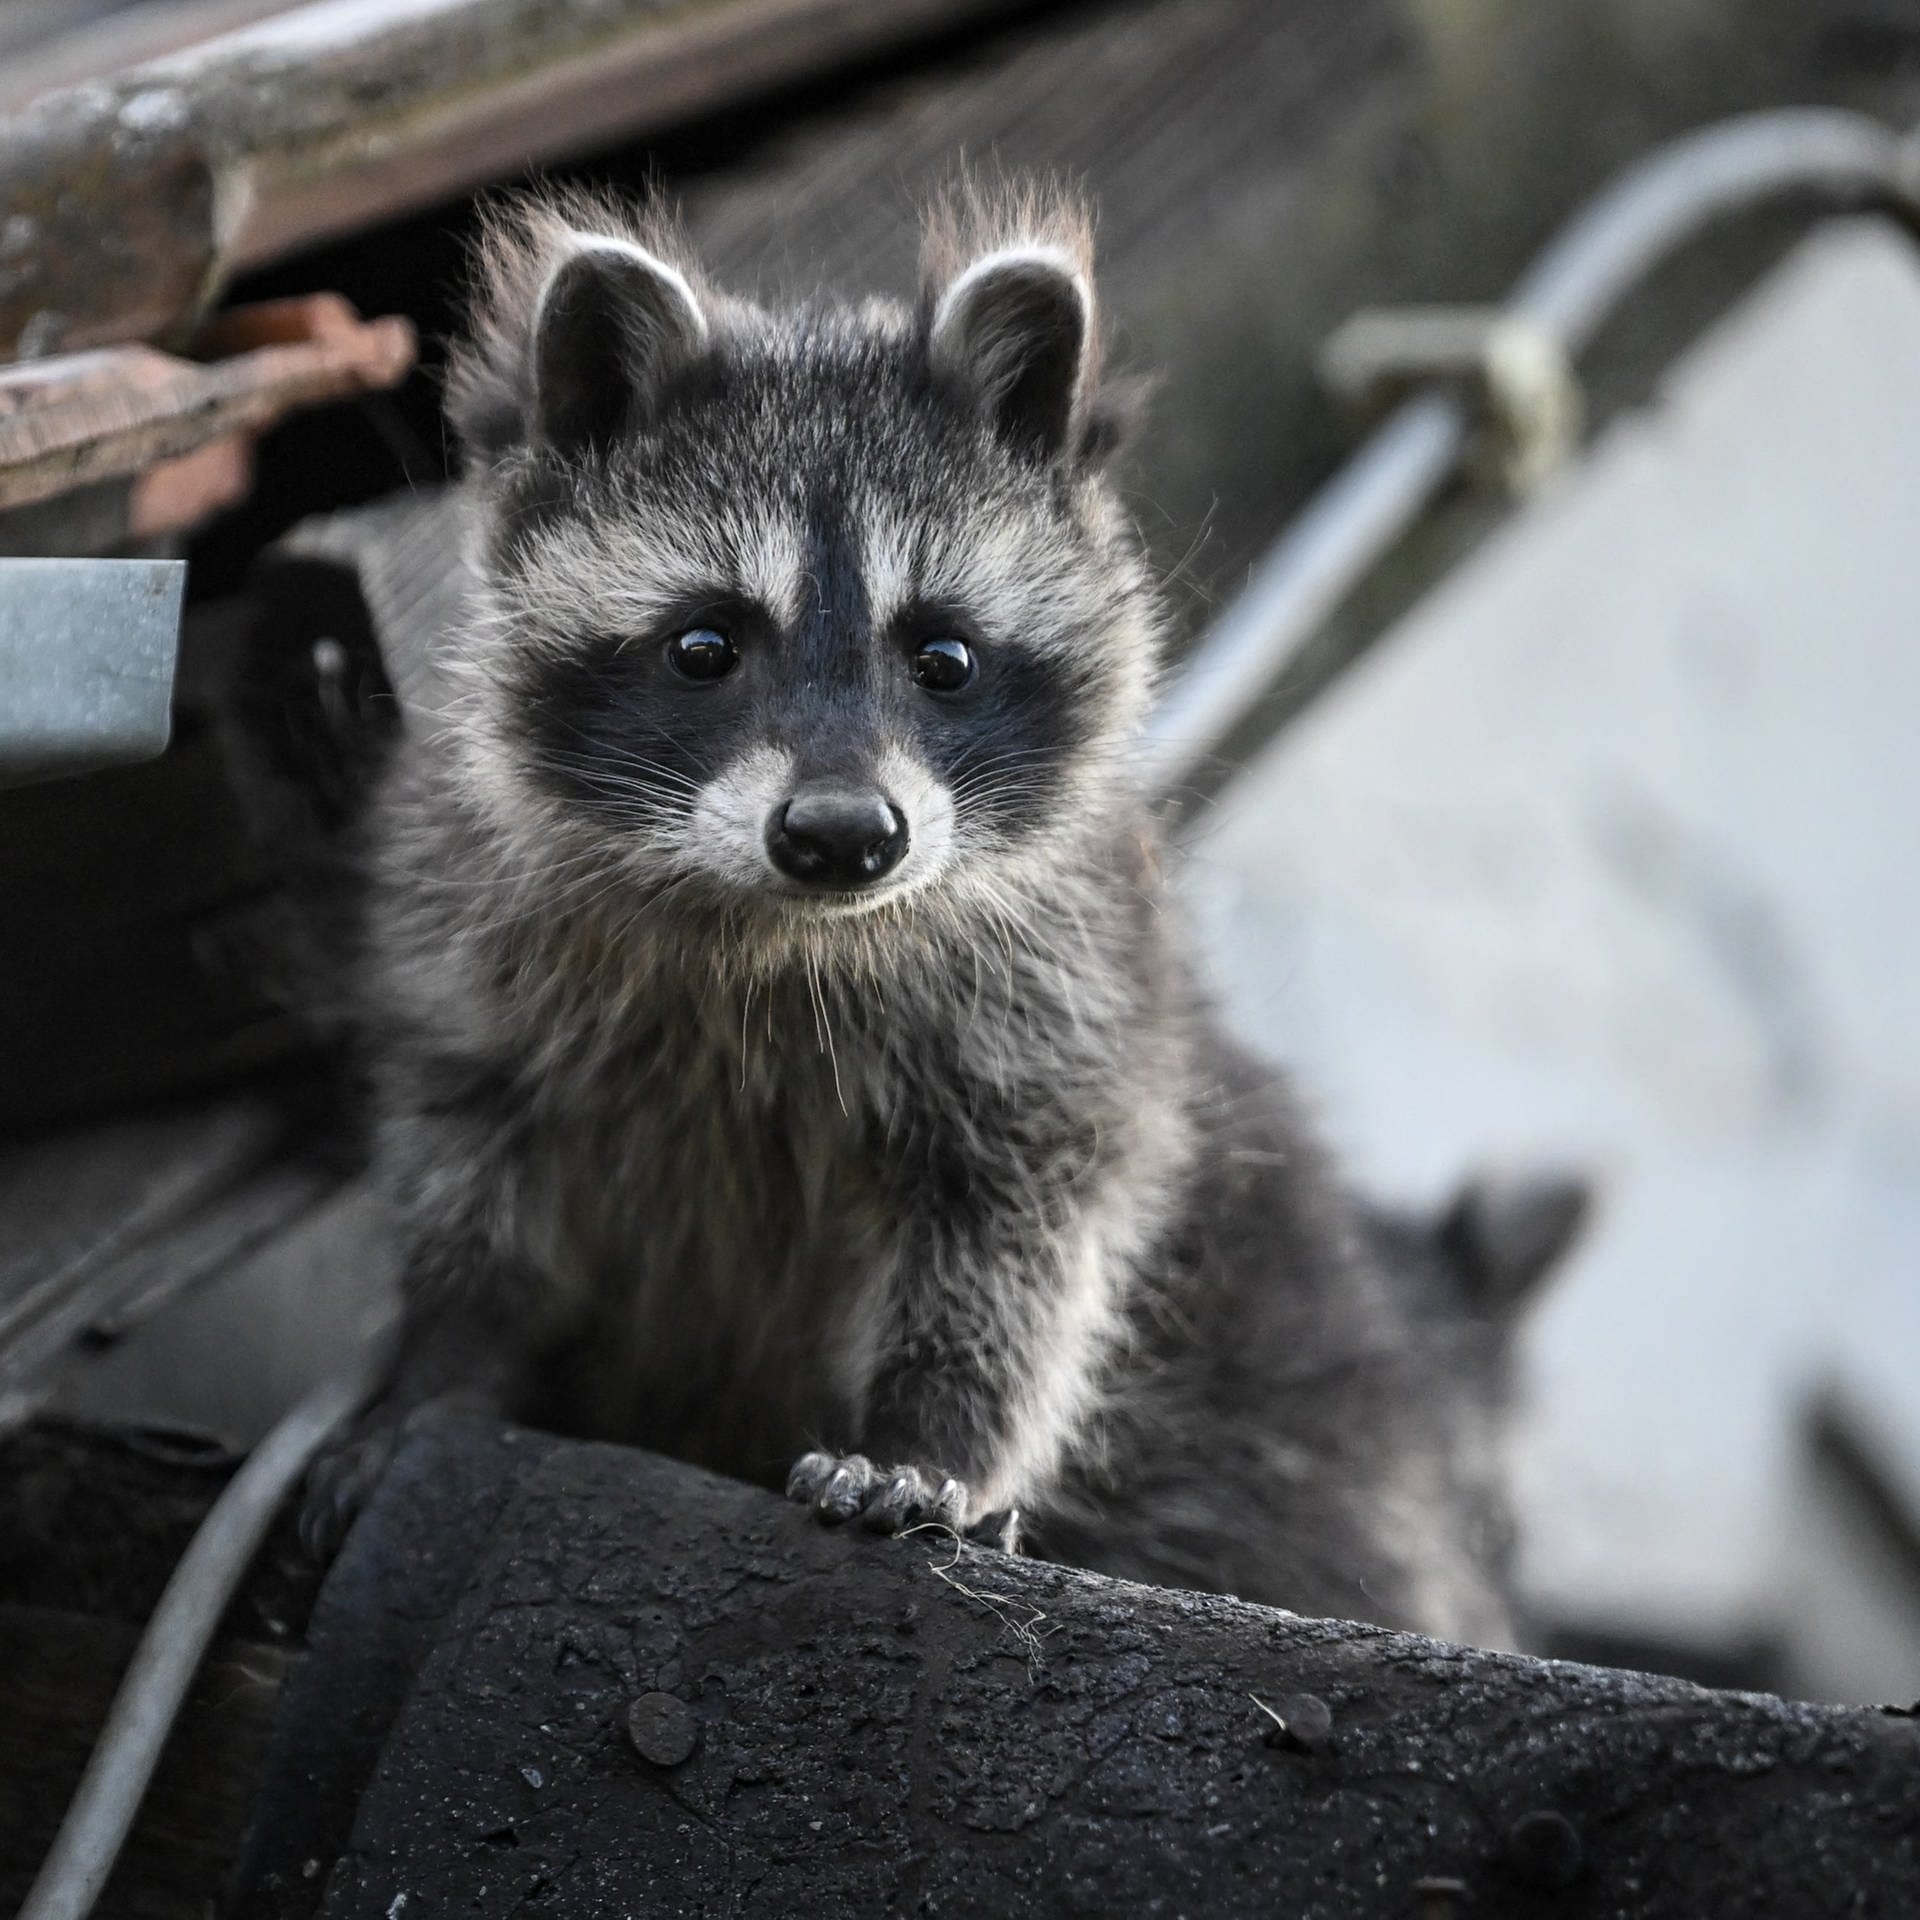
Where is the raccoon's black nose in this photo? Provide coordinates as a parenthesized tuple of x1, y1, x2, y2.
(768, 788, 909, 889)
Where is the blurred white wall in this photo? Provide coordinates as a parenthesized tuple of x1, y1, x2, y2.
(1191, 217, 1920, 1698)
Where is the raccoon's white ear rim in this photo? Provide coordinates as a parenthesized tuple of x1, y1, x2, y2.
(543, 234, 711, 346)
(530, 234, 709, 453)
(929, 244, 1094, 460)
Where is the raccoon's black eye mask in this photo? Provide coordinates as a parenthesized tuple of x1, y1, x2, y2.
(516, 556, 1098, 850)
(657, 618, 978, 698)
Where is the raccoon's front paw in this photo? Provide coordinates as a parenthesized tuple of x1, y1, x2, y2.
(784, 1451, 1020, 1550)
(786, 1450, 960, 1531)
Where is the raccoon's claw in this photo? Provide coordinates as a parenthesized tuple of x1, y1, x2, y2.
(787, 1450, 904, 1524)
(783, 1448, 847, 1517)
(785, 1451, 1015, 1546)
(966, 1505, 1023, 1555)
(824, 1453, 881, 1523)
(785, 1447, 843, 1508)
(862, 1463, 969, 1535)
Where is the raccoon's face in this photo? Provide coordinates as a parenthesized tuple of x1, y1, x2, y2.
(451, 193, 1160, 943)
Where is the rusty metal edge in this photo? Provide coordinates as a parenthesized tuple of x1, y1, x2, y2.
(230, 0, 1047, 264)
(0, 316, 417, 512)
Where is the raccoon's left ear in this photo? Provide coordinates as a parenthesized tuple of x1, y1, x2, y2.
(928, 246, 1096, 463)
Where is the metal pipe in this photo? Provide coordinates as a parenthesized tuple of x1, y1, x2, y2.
(1142, 392, 1467, 802)
(1143, 108, 1920, 806)
(1514, 109, 1918, 348)
(15, 1349, 381, 1920)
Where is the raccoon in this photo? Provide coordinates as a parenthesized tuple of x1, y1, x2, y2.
(331, 182, 1572, 1643)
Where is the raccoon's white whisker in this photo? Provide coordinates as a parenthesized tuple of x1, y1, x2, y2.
(559, 761, 704, 801)
(371, 842, 610, 893)
(414, 857, 638, 934)
(803, 948, 847, 1116)
(545, 742, 705, 798)
(562, 726, 706, 774)
(738, 975, 757, 1093)
(1133, 490, 1220, 607)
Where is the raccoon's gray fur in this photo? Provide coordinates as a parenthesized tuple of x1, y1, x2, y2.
(344, 182, 1572, 1644)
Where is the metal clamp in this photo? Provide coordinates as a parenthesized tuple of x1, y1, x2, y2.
(1319, 305, 1582, 497)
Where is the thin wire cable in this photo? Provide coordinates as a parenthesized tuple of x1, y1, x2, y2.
(17, 1347, 381, 1920)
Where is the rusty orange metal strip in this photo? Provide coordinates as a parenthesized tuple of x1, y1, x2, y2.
(0, 295, 416, 514)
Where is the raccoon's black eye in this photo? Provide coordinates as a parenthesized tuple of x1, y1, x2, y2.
(665, 627, 738, 682)
(911, 636, 975, 694)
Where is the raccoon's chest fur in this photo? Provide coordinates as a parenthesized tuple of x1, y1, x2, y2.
(515, 998, 885, 1487)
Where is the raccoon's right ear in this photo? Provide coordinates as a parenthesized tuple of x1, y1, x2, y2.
(927, 245, 1096, 463)
(528, 236, 709, 454)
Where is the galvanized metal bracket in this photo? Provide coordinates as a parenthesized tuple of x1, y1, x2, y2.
(0, 558, 185, 785)
(1319, 305, 1583, 497)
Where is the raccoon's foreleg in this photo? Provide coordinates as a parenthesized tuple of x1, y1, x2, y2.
(302, 1077, 541, 1554)
(787, 1188, 1118, 1550)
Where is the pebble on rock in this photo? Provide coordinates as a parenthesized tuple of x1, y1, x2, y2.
(628, 1691, 700, 1767)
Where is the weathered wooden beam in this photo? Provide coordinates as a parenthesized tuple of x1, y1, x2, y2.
(252, 1415, 1920, 1918)
(0, 0, 1047, 359)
